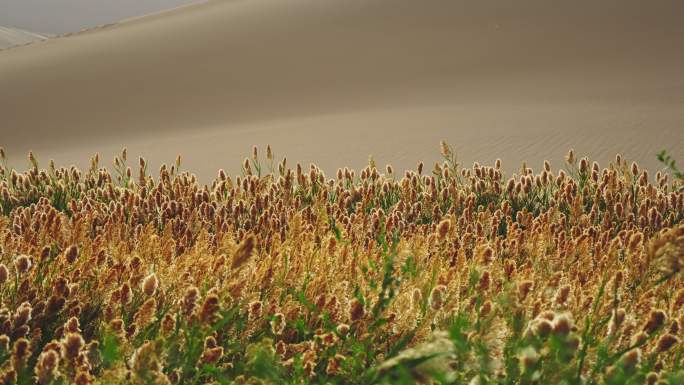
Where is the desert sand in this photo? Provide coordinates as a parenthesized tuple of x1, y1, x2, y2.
(0, 26, 47, 49)
(0, 0, 203, 35)
(1, 0, 683, 181)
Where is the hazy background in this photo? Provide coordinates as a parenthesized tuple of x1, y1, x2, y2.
(0, 0, 203, 34)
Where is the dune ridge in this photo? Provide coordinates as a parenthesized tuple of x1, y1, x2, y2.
(1, 0, 683, 180)
(0, 26, 48, 50)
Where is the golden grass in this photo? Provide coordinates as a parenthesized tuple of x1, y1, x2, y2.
(0, 143, 682, 384)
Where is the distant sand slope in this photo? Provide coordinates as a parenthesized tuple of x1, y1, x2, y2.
(0, 26, 46, 49)
(1, 0, 683, 180)
(0, 0, 203, 35)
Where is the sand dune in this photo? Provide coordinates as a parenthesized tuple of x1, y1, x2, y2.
(0, 0, 203, 35)
(1, 0, 683, 180)
(0, 26, 47, 49)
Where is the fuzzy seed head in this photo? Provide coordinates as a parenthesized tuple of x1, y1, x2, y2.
(64, 245, 79, 264)
(620, 348, 641, 369)
(61, 333, 84, 361)
(411, 288, 423, 308)
(35, 349, 61, 385)
(554, 285, 571, 306)
(64, 317, 81, 334)
(336, 323, 350, 337)
(553, 314, 572, 336)
(271, 313, 286, 335)
(643, 310, 667, 334)
(532, 319, 553, 338)
(133, 298, 157, 328)
(161, 314, 176, 336)
(12, 338, 31, 368)
(199, 294, 221, 325)
(349, 299, 365, 322)
(181, 286, 200, 317)
(0, 264, 8, 285)
(141, 273, 158, 297)
(429, 285, 447, 311)
(248, 300, 263, 321)
(14, 255, 32, 274)
(232, 234, 256, 269)
(518, 346, 539, 373)
(655, 334, 679, 353)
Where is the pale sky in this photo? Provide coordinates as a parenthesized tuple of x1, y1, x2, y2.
(0, 0, 203, 34)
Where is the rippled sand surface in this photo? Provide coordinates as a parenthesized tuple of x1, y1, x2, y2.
(1, 0, 683, 179)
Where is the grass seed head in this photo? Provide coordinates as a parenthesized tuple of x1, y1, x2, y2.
(14, 302, 32, 326)
(74, 371, 93, 385)
(232, 234, 256, 270)
(517, 280, 534, 302)
(620, 348, 641, 370)
(631, 331, 648, 346)
(181, 286, 200, 317)
(411, 288, 423, 308)
(61, 333, 84, 361)
(64, 317, 81, 334)
(161, 314, 176, 336)
(655, 334, 679, 353)
(12, 338, 31, 368)
(0, 264, 8, 285)
(429, 285, 447, 311)
(134, 298, 157, 328)
(248, 300, 263, 321)
(0, 335, 9, 352)
(349, 299, 365, 322)
(109, 319, 124, 336)
(643, 310, 667, 334)
(607, 308, 626, 336)
(552, 313, 573, 336)
(35, 349, 60, 385)
(336, 323, 350, 337)
(271, 313, 286, 335)
(554, 285, 571, 306)
(565, 149, 575, 164)
(436, 219, 451, 240)
(199, 294, 221, 325)
(141, 273, 158, 297)
(518, 346, 539, 373)
(14, 255, 32, 275)
(119, 283, 132, 306)
(64, 245, 79, 264)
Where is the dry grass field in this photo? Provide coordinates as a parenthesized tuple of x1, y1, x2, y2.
(2, 0, 684, 383)
(0, 143, 682, 384)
